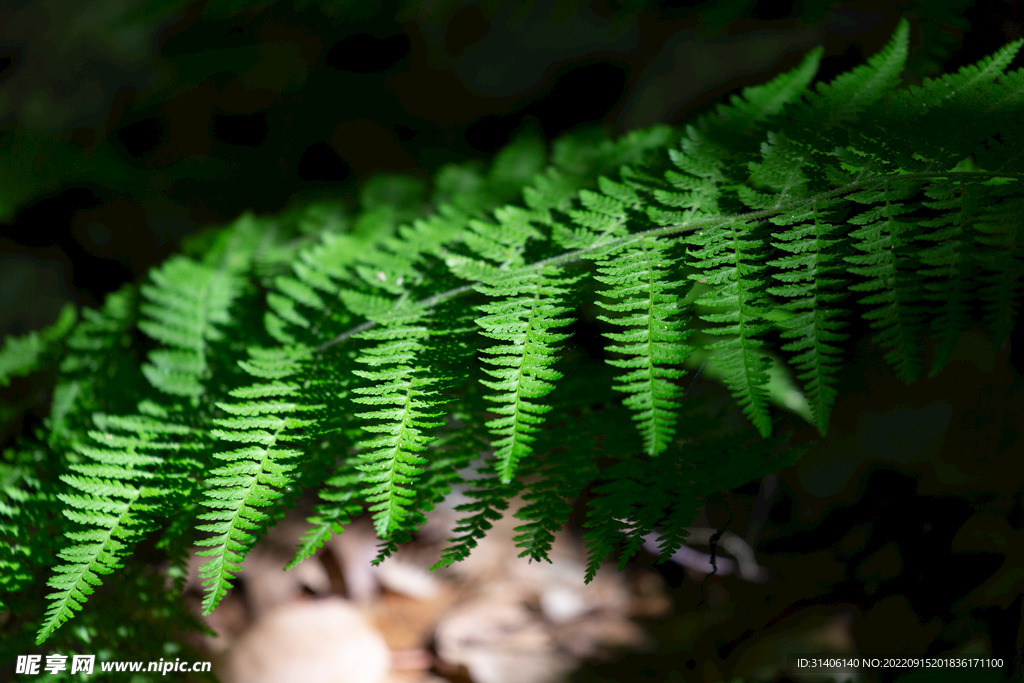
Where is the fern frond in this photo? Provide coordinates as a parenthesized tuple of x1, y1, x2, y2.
(592, 238, 694, 455)
(349, 309, 449, 540)
(887, 37, 1023, 147)
(390, 134, 548, 262)
(277, 145, 562, 563)
(743, 132, 853, 435)
(0, 304, 76, 387)
(916, 177, 986, 377)
(715, 46, 823, 137)
(431, 458, 522, 571)
(625, 50, 841, 440)
(512, 419, 599, 563)
(287, 459, 363, 570)
(38, 215, 275, 632)
(6, 20, 1024, 647)
(803, 18, 909, 126)
(50, 286, 140, 443)
(643, 42, 823, 230)
(843, 182, 928, 382)
(0, 468, 49, 611)
(138, 257, 245, 398)
(582, 456, 686, 582)
(973, 187, 1024, 349)
(194, 345, 320, 614)
(686, 220, 775, 437)
(0, 290, 140, 614)
(765, 201, 850, 436)
(36, 414, 198, 643)
(473, 266, 583, 483)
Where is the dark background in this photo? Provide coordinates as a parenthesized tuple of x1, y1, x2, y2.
(2, 1, 1023, 681)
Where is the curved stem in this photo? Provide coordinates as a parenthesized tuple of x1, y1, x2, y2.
(318, 170, 1021, 352)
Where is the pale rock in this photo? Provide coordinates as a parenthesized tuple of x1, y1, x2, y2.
(433, 595, 576, 683)
(539, 586, 589, 623)
(372, 560, 439, 601)
(242, 545, 332, 619)
(218, 598, 390, 683)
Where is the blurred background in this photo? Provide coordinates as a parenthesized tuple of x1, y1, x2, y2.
(1, 0, 1023, 681)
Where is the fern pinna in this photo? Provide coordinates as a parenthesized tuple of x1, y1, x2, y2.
(1, 19, 1022, 654)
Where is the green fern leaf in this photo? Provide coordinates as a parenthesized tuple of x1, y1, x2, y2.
(916, 178, 985, 377)
(592, 238, 695, 455)
(0, 304, 76, 387)
(766, 201, 851, 436)
(804, 18, 910, 126)
(843, 182, 928, 382)
(194, 345, 321, 615)
(974, 189, 1024, 348)
(138, 257, 245, 398)
(349, 312, 449, 539)
(474, 266, 583, 483)
(431, 459, 522, 571)
(7, 22, 1024, 646)
(744, 133, 852, 435)
(513, 421, 599, 563)
(36, 414, 196, 643)
(288, 461, 363, 570)
(687, 220, 775, 437)
(582, 456, 686, 582)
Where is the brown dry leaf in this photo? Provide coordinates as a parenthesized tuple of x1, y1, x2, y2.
(370, 586, 462, 651)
